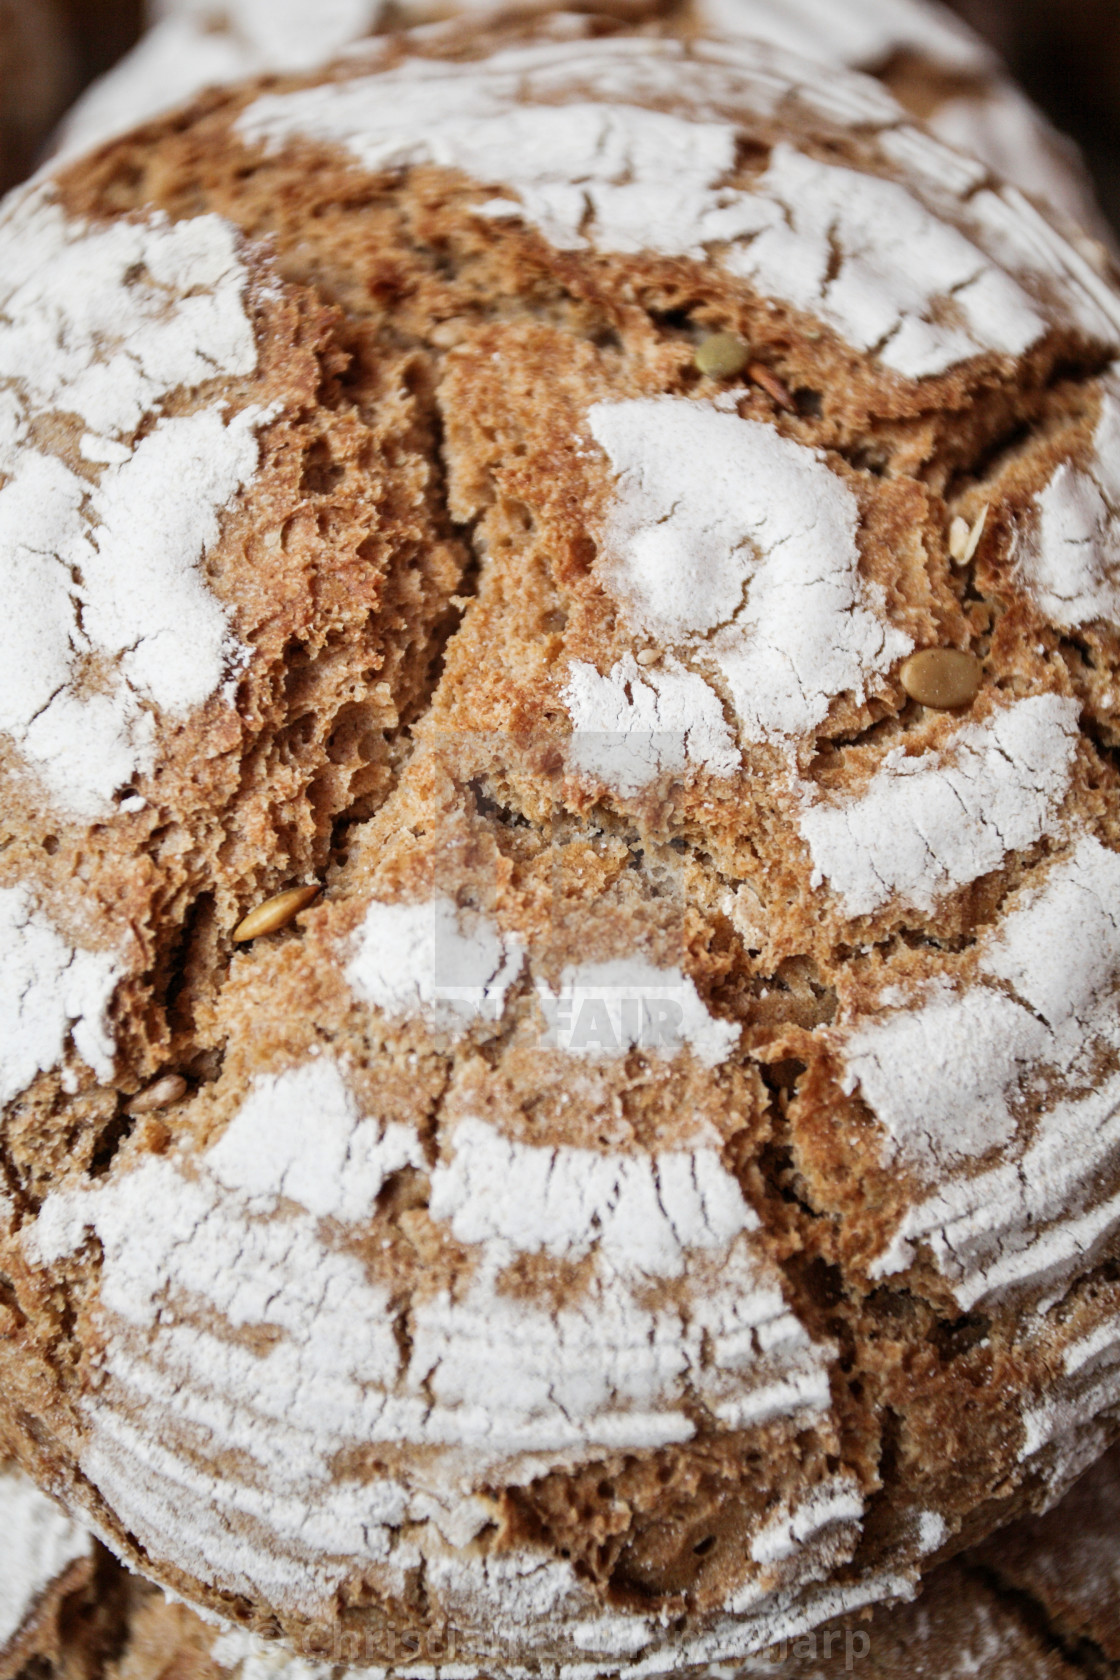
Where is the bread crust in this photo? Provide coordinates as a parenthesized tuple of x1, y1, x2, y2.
(3, 19, 1120, 1672)
(4, 1448, 1120, 1680)
(52, 0, 1110, 247)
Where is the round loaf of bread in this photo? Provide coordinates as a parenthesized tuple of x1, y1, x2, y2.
(5, 16, 1120, 1671)
(55, 0, 1109, 245)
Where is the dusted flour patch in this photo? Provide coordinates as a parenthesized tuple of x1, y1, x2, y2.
(346, 896, 524, 1035)
(27, 1071, 833, 1620)
(152, 0, 383, 70)
(538, 955, 740, 1066)
(59, 0, 385, 163)
(0, 191, 255, 437)
(237, 60, 771, 258)
(0, 1464, 91, 1649)
(589, 397, 910, 741)
(724, 143, 1045, 379)
(0, 189, 268, 815)
(57, 0, 1107, 254)
(689, 0, 986, 75)
(0, 886, 121, 1102)
(1020, 383, 1120, 629)
(800, 694, 1080, 917)
(235, 36, 1112, 373)
(1019, 1318, 1120, 1502)
(927, 81, 1101, 232)
(208, 1628, 333, 1680)
(420, 1539, 897, 1674)
(862, 838, 1120, 1286)
(417, 1115, 833, 1439)
(428, 1114, 758, 1274)
(29, 1115, 424, 1611)
(746, 1475, 864, 1570)
(565, 653, 739, 793)
(206, 1058, 424, 1221)
(419, 1545, 659, 1668)
(872, 1061, 1120, 1305)
(843, 980, 1037, 1170)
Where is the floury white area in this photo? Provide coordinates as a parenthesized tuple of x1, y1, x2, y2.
(0, 195, 268, 816)
(57, 0, 1107, 245)
(28, 1064, 841, 1645)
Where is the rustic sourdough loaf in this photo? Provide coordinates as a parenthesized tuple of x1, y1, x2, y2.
(4, 15, 1120, 1672)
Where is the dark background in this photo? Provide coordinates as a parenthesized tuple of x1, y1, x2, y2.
(949, 0, 1120, 235)
(63, 0, 143, 88)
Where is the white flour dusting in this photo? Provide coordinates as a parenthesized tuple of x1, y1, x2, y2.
(565, 653, 739, 792)
(747, 1476, 864, 1568)
(151, 0, 382, 68)
(27, 1069, 832, 1622)
(1020, 1316, 1120, 1481)
(858, 837, 1120, 1294)
(588, 397, 910, 742)
(61, 0, 1099, 260)
(0, 189, 268, 814)
(0, 193, 255, 437)
(346, 896, 525, 1035)
(800, 694, 1080, 917)
(0, 886, 121, 1102)
(538, 955, 740, 1066)
(1020, 383, 1120, 628)
(927, 82, 1100, 232)
(206, 1058, 424, 1221)
(239, 63, 764, 257)
(690, 0, 986, 75)
(428, 1114, 758, 1275)
(724, 143, 1045, 379)
(0, 1465, 92, 1649)
(234, 35, 1116, 376)
(843, 980, 1040, 1169)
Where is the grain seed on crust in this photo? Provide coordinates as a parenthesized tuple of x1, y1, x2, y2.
(747, 361, 796, 411)
(232, 885, 321, 942)
(900, 648, 983, 708)
(694, 332, 749, 377)
(126, 1074, 188, 1116)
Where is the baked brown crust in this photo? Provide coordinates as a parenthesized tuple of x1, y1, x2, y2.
(3, 16, 1120, 1673)
(54, 0, 1110, 248)
(6, 1448, 1120, 1680)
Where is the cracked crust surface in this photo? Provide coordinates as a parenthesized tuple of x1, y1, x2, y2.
(4, 16, 1120, 1673)
(53, 0, 1110, 249)
(4, 1447, 1120, 1679)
